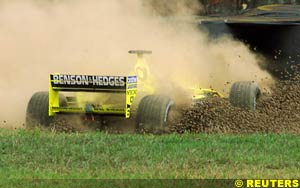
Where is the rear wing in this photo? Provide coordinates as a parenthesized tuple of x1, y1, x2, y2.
(49, 74, 137, 118)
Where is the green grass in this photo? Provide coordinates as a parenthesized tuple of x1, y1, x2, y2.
(0, 129, 299, 180)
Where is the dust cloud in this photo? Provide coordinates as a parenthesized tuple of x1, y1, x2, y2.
(0, 0, 272, 127)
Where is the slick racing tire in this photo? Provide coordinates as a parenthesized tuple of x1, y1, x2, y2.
(136, 95, 175, 133)
(26, 91, 67, 128)
(229, 81, 261, 111)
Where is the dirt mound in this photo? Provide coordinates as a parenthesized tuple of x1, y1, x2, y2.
(171, 81, 300, 134)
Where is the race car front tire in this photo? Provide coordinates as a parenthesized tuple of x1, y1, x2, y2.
(136, 95, 175, 133)
(229, 81, 260, 111)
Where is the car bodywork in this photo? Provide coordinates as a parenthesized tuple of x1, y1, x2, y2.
(48, 50, 224, 119)
(192, 88, 224, 103)
(27, 48, 259, 132)
(49, 74, 137, 118)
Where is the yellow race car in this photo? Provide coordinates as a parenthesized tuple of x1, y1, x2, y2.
(26, 50, 260, 133)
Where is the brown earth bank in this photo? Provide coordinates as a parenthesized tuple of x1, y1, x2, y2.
(171, 81, 300, 134)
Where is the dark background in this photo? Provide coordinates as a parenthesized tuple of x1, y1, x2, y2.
(200, 0, 300, 15)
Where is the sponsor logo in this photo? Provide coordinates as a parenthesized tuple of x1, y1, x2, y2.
(51, 74, 125, 87)
(128, 76, 137, 84)
(127, 84, 137, 89)
(126, 90, 137, 95)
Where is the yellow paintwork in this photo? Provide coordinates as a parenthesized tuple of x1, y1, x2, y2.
(48, 74, 137, 118)
(49, 75, 60, 116)
(125, 81, 137, 118)
(192, 88, 224, 101)
(51, 106, 125, 114)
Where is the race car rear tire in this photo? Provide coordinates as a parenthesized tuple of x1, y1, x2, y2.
(26, 91, 67, 128)
(136, 95, 175, 133)
(229, 81, 260, 110)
